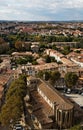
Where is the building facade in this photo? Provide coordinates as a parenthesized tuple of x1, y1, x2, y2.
(27, 77, 74, 129)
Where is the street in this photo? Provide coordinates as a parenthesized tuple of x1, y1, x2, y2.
(0, 126, 9, 130)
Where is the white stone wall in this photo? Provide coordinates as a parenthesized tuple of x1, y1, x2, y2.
(38, 88, 54, 109)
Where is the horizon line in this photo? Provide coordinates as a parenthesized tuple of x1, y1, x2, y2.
(0, 20, 83, 23)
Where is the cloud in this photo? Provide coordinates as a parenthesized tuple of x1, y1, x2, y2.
(0, 0, 83, 20)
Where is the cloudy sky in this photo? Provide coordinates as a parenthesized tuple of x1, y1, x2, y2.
(0, 0, 83, 21)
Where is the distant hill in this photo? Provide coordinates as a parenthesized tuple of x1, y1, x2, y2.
(0, 20, 83, 24)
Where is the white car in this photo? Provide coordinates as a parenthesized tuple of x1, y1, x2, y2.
(13, 124, 25, 130)
(66, 88, 71, 94)
(81, 93, 83, 96)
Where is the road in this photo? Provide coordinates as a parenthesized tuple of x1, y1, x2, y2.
(65, 93, 83, 107)
(0, 126, 9, 130)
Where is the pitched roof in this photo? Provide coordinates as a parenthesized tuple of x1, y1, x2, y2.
(0, 85, 4, 99)
(38, 80, 73, 110)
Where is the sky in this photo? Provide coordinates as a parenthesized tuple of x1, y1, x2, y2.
(0, 0, 83, 21)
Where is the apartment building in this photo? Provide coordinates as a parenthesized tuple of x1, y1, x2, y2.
(22, 62, 58, 76)
(45, 49, 64, 62)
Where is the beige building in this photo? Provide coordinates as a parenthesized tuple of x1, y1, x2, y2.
(27, 77, 74, 129)
(22, 62, 58, 76)
(31, 44, 39, 53)
(50, 42, 78, 48)
(45, 49, 64, 62)
(13, 66, 22, 79)
(27, 76, 38, 91)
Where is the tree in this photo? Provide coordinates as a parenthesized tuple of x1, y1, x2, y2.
(37, 71, 44, 79)
(15, 41, 25, 51)
(39, 42, 47, 53)
(50, 71, 61, 86)
(43, 71, 51, 81)
(16, 57, 27, 65)
(45, 55, 51, 63)
(32, 61, 38, 65)
(6, 77, 26, 101)
(52, 44, 57, 50)
(50, 57, 56, 62)
(24, 42, 31, 51)
(79, 38, 83, 48)
(64, 72, 78, 89)
(0, 96, 23, 126)
(16, 55, 34, 65)
(19, 74, 27, 83)
(70, 125, 81, 130)
(0, 75, 27, 126)
(0, 58, 2, 63)
(62, 45, 71, 55)
(34, 35, 43, 42)
(46, 36, 53, 43)
(0, 37, 9, 54)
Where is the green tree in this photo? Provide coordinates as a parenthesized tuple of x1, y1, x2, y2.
(19, 74, 27, 83)
(50, 57, 56, 62)
(39, 42, 47, 53)
(32, 61, 38, 65)
(0, 75, 27, 126)
(46, 36, 53, 43)
(45, 55, 51, 63)
(52, 44, 57, 50)
(70, 125, 82, 130)
(50, 71, 61, 86)
(37, 71, 51, 81)
(34, 35, 43, 42)
(64, 72, 78, 89)
(62, 45, 71, 55)
(16, 55, 34, 65)
(0, 95, 23, 126)
(43, 71, 51, 81)
(37, 71, 44, 79)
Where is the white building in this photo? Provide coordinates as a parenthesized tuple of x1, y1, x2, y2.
(45, 49, 64, 62)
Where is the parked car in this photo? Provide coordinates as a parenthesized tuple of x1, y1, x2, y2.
(66, 88, 71, 94)
(63, 88, 67, 93)
(13, 124, 24, 130)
